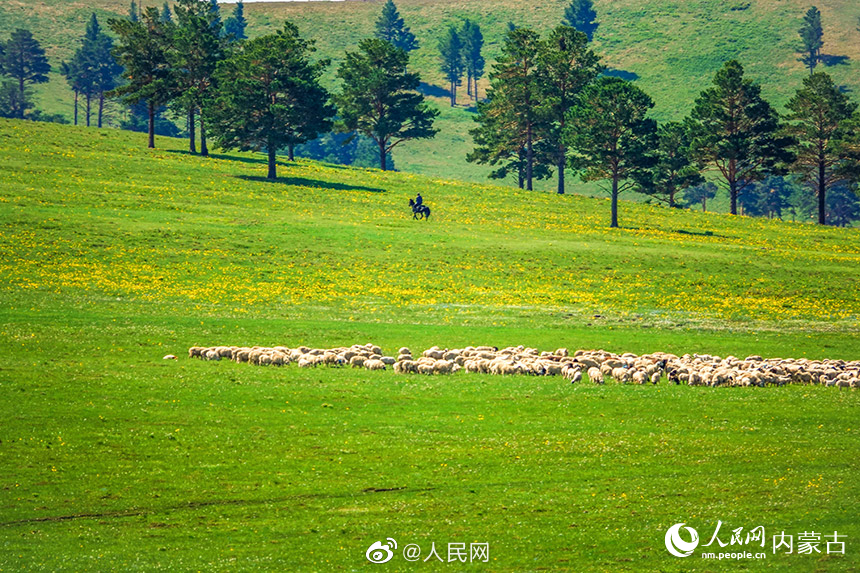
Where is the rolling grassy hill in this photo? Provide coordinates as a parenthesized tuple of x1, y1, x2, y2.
(0, 119, 858, 569)
(3, 0, 860, 195)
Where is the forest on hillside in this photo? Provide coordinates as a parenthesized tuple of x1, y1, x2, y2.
(2, 0, 860, 226)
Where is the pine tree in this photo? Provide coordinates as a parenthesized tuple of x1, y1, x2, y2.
(0, 29, 51, 119)
(91, 18, 123, 128)
(0, 79, 33, 119)
(208, 0, 222, 30)
(335, 39, 438, 171)
(224, 1, 248, 42)
(798, 6, 823, 74)
(209, 23, 335, 179)
(438, 26, 464, 106)
(374, 0, 418, 53)
(740, 176, 796, 219)
(787, 179, 817, 221)
(65, 41, 95, 126)
(826, 182, 860, 226)
(459, 19, 484, 100)
(61, 59, 83, 125)
(784, 71, 859, 225)
(634, 121, 703, 207)
(537, 25, 601, 194)
(563, 0, 598, 42)
(467, 96, 553, 188)
(683, 182, 718, 212)
(108, 8, 175, 148)
(129, 0, 139, 22)
(485, 28, 546, 190)
(161, 3, 172, 23)
(687, 60, 794, 215)
(66, 15, 123, 128)
(172, 0, 229, 155)
(467, 28, 555, 190)
(567, 76, 657, 228)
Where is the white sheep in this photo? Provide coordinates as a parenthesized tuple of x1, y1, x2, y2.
(587, 367, 604, 384)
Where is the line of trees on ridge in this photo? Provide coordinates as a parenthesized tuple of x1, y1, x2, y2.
(1, 0, 859, 227)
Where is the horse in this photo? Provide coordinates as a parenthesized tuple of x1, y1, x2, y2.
(409, 198, 431, 220)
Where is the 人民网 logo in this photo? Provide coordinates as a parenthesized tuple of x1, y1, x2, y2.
(665, 523, 699, 557)
(366, 538, 397, 564)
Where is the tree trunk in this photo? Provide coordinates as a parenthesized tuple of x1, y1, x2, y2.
(85, 93, 91, 127)
(379, 140, 387, 171)
(702, 196, 707, 212)
(18, 77, 25, 119)
(466, 71, 472, 97)
(557, 156, 566, 195)
(668, 189, 676, 208)
(729, 180, 738, 215)
(98, 92, 104, 128)
(267, 145, 277, 179)
(557, 144, 565, 194)
(525, 126, 533, 191)
(188, 107, 196, 154)
(610, 170, 619, 228)
(73, 90, 78, 126)
(450, 81, 456, 106)
(818, 159, 827, 225)
(148, 101, 155, 149)
(517, 148, 525, 189)
(288, 143, 295, 161)
(200, 114, 208, 157)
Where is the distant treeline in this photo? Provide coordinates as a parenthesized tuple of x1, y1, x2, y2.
(1, 0, 858, 226)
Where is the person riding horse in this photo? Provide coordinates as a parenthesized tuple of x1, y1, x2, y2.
(409, 194, 431, 220)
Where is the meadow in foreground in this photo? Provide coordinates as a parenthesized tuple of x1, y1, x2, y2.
(0, 119, 858, 570)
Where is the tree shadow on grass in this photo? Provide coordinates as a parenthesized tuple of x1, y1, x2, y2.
(418, 81, 450, 98)
(821, 54, 850, 68)
(167, 150, 380, 174)
(237, 174, 385, 193)
(165, 149, 266, 166)
(622, 226, 728, 239)
(604, 68, 640, 81)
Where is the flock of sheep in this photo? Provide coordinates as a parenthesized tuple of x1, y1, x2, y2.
(187, 343, 859, 389)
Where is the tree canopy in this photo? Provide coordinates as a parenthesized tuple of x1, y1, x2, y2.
(798, 6, 823, 74)
(460, 19, 485, 101)
(438, 25, 464, 106)
(0, 29, 51, 119)
(334, 38, 437, 171)
(63, 15, 121, 127)
(171, 0, 230, 155)
(209, 23, 334, 179)
(537, 25, 601, 194)
(634, 121, 703, 207)
(567, 76, 657, 227)
(224, 1, 248, 42)
(687, 60, 793, 215)
(374, 0, 418, 53)
(109, 8, 174, 148)
(784, 71, 860, 224)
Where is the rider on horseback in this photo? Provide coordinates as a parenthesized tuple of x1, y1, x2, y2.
(409, 193, 430, 220)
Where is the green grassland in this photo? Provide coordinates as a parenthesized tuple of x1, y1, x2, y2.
(0, 119, 859, 570)
(2, 0, 860, 195)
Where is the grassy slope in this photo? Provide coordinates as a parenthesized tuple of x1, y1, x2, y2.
(2, 0, 860, 196)
(0, 119, 858, 570)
